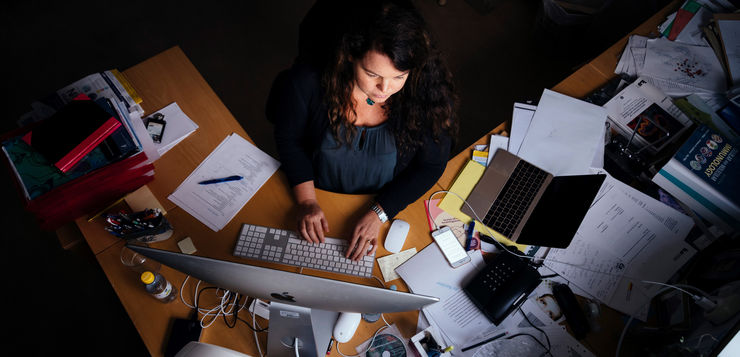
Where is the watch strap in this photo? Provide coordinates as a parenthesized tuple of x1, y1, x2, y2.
(371, 203, 388, 223)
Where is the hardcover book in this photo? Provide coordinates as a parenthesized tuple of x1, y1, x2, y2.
(652, 125, 739, 232)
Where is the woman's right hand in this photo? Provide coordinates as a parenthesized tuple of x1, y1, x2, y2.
(297, 199, 329, 243)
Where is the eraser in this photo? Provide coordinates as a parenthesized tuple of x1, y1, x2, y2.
(177, 237, 197, 254)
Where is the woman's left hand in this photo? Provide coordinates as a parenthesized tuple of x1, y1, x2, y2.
(347, 210, 381, 261)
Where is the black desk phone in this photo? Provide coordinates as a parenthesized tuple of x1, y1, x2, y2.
(463, 246, 542, 325)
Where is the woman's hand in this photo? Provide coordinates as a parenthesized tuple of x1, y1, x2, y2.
(347, 209, 381, 261)
(297, 199, 329, 243)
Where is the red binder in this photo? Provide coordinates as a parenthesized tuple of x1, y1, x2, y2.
(22, 93, 122, 172)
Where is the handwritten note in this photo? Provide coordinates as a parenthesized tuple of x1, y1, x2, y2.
(377, 248, 417, 282)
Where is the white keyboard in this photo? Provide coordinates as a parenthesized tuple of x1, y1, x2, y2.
(233, 223, 375, 278)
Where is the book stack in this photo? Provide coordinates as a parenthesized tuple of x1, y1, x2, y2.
(652, 125, 740, 234)
(1, 70, 156, 230)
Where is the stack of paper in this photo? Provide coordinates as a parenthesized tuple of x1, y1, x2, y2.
(395, 246, 492, 348)
(168, 133, 280, 231)
(615, 35, 727, 96)
(396, 245, 595, 356)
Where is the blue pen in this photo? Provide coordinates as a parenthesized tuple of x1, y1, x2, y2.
(465, 221, 475, 250)
(198, 175, 243, 185)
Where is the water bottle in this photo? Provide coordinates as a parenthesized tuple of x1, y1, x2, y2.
(141, 271, 177, 303)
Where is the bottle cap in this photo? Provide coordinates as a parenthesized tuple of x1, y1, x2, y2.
(141, 271, 155, 284)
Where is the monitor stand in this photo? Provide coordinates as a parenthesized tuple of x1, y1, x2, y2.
(267, 302, 339, 357)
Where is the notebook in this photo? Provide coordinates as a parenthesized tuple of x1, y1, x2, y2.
(461, 149, 605, 248)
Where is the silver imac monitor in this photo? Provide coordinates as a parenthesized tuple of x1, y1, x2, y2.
(127, 245, 439, 357)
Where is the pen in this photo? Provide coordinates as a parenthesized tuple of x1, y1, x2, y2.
(198, 175, 243, 185)
(326, 338, 334, 355)
(461, 332, 506, 352)
(465, 221, 475, 250)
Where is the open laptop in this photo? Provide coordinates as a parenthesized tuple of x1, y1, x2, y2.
(461, 149, 605, 248)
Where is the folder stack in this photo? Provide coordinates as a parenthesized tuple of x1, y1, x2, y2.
(1, 70, 156, 230)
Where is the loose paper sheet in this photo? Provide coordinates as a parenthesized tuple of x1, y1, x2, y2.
(377, 248, 417, 282)
(168, 133, 280, 231)
(517, 89, 606, 176)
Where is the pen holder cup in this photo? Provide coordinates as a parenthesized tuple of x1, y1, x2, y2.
(130, 216, 173, 243)
(104, 209, 174, 243)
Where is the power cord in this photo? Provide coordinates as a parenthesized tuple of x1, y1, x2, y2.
(179, 275, 268, 332)
(517, 307, 553, 357)
(614, 282, 718, 357)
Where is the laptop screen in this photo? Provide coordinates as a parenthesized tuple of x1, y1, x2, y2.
(516, 174, 606, 248)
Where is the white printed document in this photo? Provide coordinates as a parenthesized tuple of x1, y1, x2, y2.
(168, 133, 280, 231)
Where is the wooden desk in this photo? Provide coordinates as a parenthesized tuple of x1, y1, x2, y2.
(77, 1, 683, 354)
(76, 46, 440, 357)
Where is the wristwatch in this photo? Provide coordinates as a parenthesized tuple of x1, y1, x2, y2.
(370, 203, 388, 223)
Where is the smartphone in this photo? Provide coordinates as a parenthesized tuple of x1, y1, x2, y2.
(431, 226, 471, 268)
(146, 113, 166, 143)
(164, 318, 202, 357)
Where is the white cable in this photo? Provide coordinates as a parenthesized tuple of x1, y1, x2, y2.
(294, 337, 300, 357)
(180, 275, 250, 320)
(641, 281, 717, 310)
(640, 280, 695, 296)
(695, 333, 719, 348)
(615, 286, 673, 357)
(253, 306, 264, 357)
(335, 313, 392, 357)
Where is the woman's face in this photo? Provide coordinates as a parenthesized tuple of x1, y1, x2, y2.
(353, 50, 409, 104)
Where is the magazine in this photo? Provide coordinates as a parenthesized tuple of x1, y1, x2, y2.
(603, 77, 693, 152)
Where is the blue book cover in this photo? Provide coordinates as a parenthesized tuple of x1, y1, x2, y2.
(672, 125, 739, 206)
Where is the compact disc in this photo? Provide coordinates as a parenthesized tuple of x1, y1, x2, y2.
(367, 334, 406, 357)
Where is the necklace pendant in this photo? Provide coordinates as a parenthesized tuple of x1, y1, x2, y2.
(366, 97, 375, 105)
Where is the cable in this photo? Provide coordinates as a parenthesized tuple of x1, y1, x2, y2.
(640, 281, 717, 310)
(506, 333, 550, 356)
(615, 286, 673, 357)
(253, 306, 265, 357)
(335, 314, 392, 357)
(695, 333, 719, 348)
(294, 337, 299, 357)
(518, 308, 553, 357)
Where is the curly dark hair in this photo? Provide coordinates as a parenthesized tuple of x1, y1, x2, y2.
(322, 0, 458, 153)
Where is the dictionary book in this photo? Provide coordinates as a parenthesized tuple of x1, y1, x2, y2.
(652, 125, 739, 233)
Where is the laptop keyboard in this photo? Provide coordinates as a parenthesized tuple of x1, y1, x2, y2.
(233, 223, 375, 278)
(482, 160, 548, 238)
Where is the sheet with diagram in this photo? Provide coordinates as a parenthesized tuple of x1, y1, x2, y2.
(168, 133, 280, 231)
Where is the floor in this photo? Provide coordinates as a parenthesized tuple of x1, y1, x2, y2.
(0, 0, 670, 355)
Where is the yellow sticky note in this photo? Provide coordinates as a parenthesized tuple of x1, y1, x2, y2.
(438, 160, 527, 251)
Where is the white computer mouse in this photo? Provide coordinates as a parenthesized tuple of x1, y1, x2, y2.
(384, 219, 410, 253)
(333, 312, 362, 343)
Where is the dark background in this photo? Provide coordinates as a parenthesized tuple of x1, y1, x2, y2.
(0, 0, 671, 354)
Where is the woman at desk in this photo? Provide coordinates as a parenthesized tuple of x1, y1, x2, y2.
(267, 0, 458, 260)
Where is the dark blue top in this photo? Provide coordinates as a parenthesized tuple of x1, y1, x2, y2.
(314, 123, 397, 194)
(266, 62, 453, 218)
